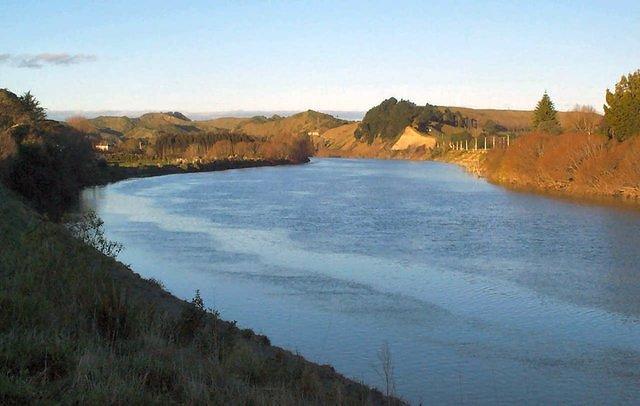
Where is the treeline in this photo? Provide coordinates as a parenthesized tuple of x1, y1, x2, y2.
(355, 97, 470, 143)
(528, 69, 640, 140)
(0, 89, 101, 218)
(153, 131, 313, 164)
(155, 131, 255, 159)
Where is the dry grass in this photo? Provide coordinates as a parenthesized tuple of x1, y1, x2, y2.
(446, 107, 602, 132)
(485, 132, 640, 200)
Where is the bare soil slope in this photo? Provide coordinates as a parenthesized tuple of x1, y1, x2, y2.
(392, 127, 437, 151)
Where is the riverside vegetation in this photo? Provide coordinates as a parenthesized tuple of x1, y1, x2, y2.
(0, 88, 315, 218)
(0, 89, 400, 404)
(483, 70, 640, 202)
(318, 69, 640, 205)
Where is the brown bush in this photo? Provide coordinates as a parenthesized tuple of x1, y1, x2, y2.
(259, 133, 313, 163)
(485, 131, 640, 198)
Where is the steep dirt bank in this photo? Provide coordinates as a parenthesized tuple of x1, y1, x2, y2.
(391, 127, 437, 151)
(315, 123, 433, 160)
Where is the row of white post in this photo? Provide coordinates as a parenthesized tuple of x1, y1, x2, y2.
(448, 135, 510, 151)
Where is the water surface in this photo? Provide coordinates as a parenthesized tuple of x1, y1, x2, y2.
(82, 158, 640, 404)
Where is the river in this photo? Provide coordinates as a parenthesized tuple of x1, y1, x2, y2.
(81, 158, 640, 404)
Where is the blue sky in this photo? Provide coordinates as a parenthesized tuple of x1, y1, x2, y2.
(1, 0, 638, 113)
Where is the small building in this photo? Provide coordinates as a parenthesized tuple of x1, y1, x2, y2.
(307, 131, 320, 136)
(94, 142, 113, 152)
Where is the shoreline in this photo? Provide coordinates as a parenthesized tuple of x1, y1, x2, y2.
(433, 150, 640, 210)
(92, 157, 306, 186)
(0, 177, 402, 404)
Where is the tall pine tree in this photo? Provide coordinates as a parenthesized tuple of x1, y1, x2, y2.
(532, 92, 561, 134)
(604, 70, 640, 141)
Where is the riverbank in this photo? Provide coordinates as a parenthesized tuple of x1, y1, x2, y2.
(433, 135, 640, 208)
(0, 183, 401, 404)
(432, 150, 487, 177)
(94, 158, 303, 186)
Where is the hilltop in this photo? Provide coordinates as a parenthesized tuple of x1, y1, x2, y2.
(85, 109, 348, 143)
(236, 110, 349, 138)
(445, 106, 602, 132)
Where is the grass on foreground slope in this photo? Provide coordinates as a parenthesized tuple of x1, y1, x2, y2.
(0, 186, 398, 405)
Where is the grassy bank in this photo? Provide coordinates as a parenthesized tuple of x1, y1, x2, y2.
(484, 132, 640, 203)
(434, 133, 640, 207)
(0, 185, 400, 404)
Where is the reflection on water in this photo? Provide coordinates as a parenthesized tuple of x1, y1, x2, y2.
(82, 158, 640, 404)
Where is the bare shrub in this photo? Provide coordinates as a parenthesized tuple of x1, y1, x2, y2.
(65, 210, 123, 258)
(568, 104, 601, 135)
(376, 341, 395, 399)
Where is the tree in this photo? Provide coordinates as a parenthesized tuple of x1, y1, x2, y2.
(355, 98, 469, 143)
(532, 92, 561, 134)
(604, 70, 640, 141)
(19, 91, 46, 123)
(412, 104, 442, 132)
(570, 104, 600, 135)
(482, 119, 507, 136)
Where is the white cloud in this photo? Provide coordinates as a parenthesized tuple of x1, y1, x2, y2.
(0, 53, 96, 68)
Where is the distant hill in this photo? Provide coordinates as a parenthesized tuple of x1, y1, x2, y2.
(76, 101, 603, 160)
(88, 112, 198, 141)
(354, 98, 470, 144)
(86, 110, 349, 143)
(237, 110, 348, 138)
(446, 106, 602, 131)
(48, 110, 365, 122)
(316, 100, 603, 159)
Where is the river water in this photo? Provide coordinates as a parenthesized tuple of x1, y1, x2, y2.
(81, 158, 640, 404)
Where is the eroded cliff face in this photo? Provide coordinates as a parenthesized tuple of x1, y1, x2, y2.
(314, 123, 435, 160)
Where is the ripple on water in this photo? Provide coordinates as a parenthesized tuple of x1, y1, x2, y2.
(82, 158, 640, 404)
